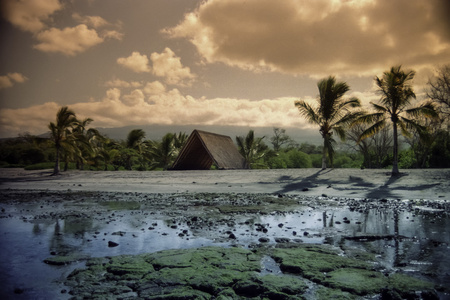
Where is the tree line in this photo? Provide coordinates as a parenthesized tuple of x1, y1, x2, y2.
(1, 65, 449, 175)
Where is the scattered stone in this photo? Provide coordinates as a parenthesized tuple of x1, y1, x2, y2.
(259, 237, 270, 243)
(111, 231, 126, 236)
(108, 241, 119, 247)
(275, 237, 290, 243)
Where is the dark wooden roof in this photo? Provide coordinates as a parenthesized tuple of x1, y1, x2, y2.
(171, 130, 248, 170)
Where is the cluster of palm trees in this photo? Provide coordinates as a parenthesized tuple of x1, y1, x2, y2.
(48, 65, 447, 175)
(296, 65, 439, 175)
(48, 107, 187, 175)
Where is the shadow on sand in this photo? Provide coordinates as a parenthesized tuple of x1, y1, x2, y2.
(274, 170, 440, 199)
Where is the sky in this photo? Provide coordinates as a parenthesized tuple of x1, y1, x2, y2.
(0, 0, 449, 141)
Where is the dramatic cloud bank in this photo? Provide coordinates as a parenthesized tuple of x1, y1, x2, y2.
(0, 83, 312, 137)
(165, 0, 450, 76)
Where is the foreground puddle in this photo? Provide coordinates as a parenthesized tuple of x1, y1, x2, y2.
(0, 191, 449, 299)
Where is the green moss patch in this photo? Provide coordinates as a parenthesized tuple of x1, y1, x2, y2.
(271, 244, 370, 282)
(323, 268, 387, 295)
(64, 245, 437, 299)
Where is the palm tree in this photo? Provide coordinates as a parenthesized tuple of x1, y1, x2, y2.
(48, 106, 78, 175)
(236, 130, 268, 168)
(295, 76, 362, 169)
(125, 129, 147, 170)
(358, 66, 438, 175)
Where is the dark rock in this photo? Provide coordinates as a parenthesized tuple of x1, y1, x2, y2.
(259, 237, 270, 243)
(275, 237, 290, 243)
(108, 241, 119, 247)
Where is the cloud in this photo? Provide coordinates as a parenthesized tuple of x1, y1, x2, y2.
(143, 81, 166, 95)
(104, 79, 142, 88)
(72, 13, 123, 41)
(101, 30, 124, 41)
(0, 102, 60, 136)
(72, 13, 109, 28)
(0, 72, 28, 90)
(165, 0, 450, 77)
(33, 24, 104, 56)
(117, 52, 151, 73)
(0, 86, 318, 137)
(1, 0, 62, 33)
(150, 48, 196, 86)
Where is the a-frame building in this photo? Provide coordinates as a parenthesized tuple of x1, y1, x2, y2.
(171, 130, 248, 170)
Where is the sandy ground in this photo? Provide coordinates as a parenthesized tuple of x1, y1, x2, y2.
(1, 168, 449, 200)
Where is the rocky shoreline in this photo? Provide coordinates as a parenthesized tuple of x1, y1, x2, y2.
(1, 188, 449, 299)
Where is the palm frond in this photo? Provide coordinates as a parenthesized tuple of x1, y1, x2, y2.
(295, 100, 321, 124)
(405, 101, 439, 119)
(333, 126, 346, 141)
(359, 120, 387, 141)
(371, 102, 389, 113)
(354, 112, 385, 125)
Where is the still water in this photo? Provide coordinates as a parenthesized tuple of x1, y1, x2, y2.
(0, 197, 449, 299)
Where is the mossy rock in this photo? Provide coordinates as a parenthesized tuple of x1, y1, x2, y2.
(271, 245, 370, 282)
(323, 268, 387, 295)
(386, 273, 437, 299)
(315, 286, 358, 300)
(106, 254, 154, 278)
(143, 286, 212, 300)
(66, 246, 264, 298)
(259, 274, 308, 295)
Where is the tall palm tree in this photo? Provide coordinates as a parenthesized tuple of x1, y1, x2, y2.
(295, 76, 362, 169)
(359, 66, 438, 175)
(48, 106, 78, 175)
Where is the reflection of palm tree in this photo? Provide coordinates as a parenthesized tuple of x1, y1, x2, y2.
(359, 66, 438, 175)
(295, 76, 362, 169)
(48, 106, 78, 175)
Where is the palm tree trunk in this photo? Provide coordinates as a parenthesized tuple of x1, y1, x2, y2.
(53, 147, 60, 175)
(392, 122, 399, 175)
(322, 137, 327, 170)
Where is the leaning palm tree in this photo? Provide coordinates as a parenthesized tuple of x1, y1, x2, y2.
(48, 106, 78, 175)
(358, 66, 438, 175)
(125, 129, 147, 170)
(295, 76, 362, 169)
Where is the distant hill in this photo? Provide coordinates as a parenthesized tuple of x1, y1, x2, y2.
(2, 125, 322, 146)
(96, 124, 321, 145)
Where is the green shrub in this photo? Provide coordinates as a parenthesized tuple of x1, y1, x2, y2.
(286, 150, 312, 168)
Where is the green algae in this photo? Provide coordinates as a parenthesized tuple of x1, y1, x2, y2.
(323, 268, 387, 295)
(64, 245, 438, 299)
(270, 244, 370, 283)
(315, 286, 358, 300)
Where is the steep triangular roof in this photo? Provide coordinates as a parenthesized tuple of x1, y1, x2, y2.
(171, 130, 248, 170)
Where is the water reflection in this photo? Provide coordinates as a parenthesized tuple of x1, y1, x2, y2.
(0, 201, 448, 299)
